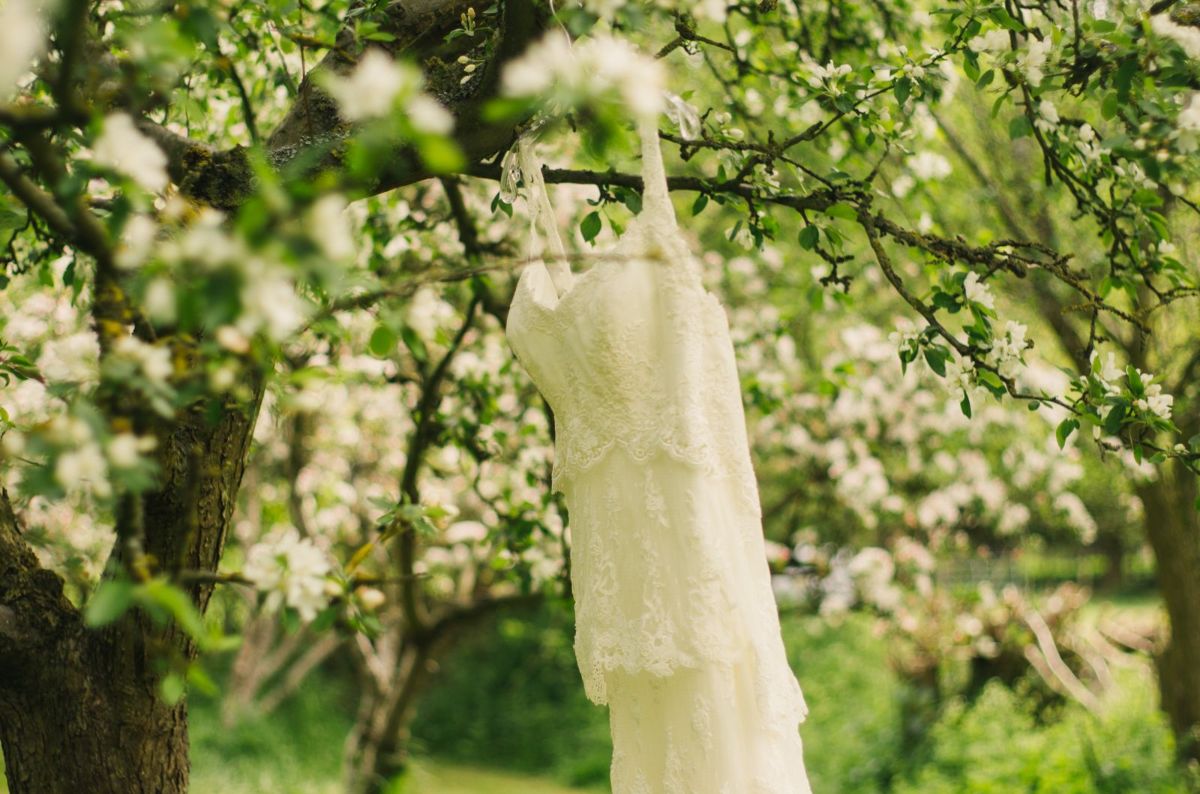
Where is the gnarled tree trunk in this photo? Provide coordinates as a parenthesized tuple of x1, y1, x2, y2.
(1138, 461, 1200, 765)
(0, 394, 262, 794)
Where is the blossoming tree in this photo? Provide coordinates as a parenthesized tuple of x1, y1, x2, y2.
(1, 0, 1199, 791)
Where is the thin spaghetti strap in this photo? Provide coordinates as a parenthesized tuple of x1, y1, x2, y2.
(517, 137, 574, 297)
(637, 113, 676, 230)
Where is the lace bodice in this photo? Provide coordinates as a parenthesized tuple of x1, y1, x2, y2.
(507, 222, 760, 511)
(503, 119, 811, 794)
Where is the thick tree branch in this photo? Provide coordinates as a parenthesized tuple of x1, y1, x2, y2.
(0, 489, 78, 684)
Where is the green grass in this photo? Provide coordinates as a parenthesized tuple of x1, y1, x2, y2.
(397, 761, 606, 794)
(3, 594, 1192, 793)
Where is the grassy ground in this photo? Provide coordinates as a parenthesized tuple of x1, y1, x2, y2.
(2, 592, 1190, 793)
(399, 761, 606, 794)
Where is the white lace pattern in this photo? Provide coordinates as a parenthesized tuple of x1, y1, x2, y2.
(506, 117, 812, 793)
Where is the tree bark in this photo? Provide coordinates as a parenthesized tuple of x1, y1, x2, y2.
(0, 391, 263, 793)
(1137, 461, 1200, 765)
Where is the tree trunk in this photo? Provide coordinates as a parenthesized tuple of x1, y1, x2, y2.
(0, 392, 263, 793)
(1137, 461, 1200, 765)
(0, 620, 189, 794)
(344, 641, 433, 794)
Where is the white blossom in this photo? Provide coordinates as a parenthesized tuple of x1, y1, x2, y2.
(1034, 99, 1059, 134)
(1017, 37, 1051, 86)
(115, 214, 159, 270)
(1152, 13, 1200, 59)
(143, 277, 176, 324)
(308, 194, 356, 261)
(243, 526, 333, 621)
(112, 336, 173, 384)
(986, 321, 1028, 378)
(968, 29, 1010, 54)
(37, 331, 100, 383)
(1133, 371, 1174, 420)
(503, 33, 665, 117)
(324, 50, 416, 121)
(907, 151, 952, 180)
(56, 443, 110, 498)
(237, 264, 308, 341)
(407, 93, 454, 134)
(1089, 350, 1123, 394)
(0, 0, 46, 101)
(962, 271, 996, 310)
(664, 92, 702, 140)
(106, 433, 154, 468)
(93, 114, 169, 193)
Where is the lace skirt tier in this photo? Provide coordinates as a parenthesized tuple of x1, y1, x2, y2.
(562, 447, 810, 792)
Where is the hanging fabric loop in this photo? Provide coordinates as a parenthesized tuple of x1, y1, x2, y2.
(517, 137, 574, 298)
(637, 113, 676, 231)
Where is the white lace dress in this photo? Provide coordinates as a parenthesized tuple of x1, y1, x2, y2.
(505, 122, 812, 794)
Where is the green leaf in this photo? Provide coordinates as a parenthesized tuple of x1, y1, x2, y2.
(1132, 188, 1163, 208)
(1125, 365, 1144, 395)
(1008, 115, 1033, 140)
(85, 580, 135, 627)
(988, 7, 1025, 30)
(400, 326, 428, 364)
(1056, 418, 1079, 449)
(923, 347, 948, 376)
(692, 193, 709, 215)
(824, 203, 858, 221)
(160, 672, 186, 705)
(1101, 92, 1119, 120)
(139, 579, 207, 641)
(894, 76, 912, 106)
(580, 211, 602, 244)
(975, 69, 995, 89)
(368, 324, 397, 358)
(798, 225, 820, 250)
(960, 393, 972, 418)
(416, 136, 465, 174)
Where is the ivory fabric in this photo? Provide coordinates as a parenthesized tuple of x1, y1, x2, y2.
(505, 120, 812, 794)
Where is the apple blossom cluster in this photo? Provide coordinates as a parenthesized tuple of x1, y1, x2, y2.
(0, 0, 47, 101)
(501, 32, 665, 118)
(322, 50, 454, 133)
(243, 527, 335, 621)
(92, 114, 169, 193)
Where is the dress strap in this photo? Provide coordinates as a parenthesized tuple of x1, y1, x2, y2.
(637, 113, 676, 232)
(517, 137, 574, 297)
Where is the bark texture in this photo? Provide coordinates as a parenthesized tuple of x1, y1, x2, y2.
(0, 395, 262, 794)
(1138, 462, 1200, 765)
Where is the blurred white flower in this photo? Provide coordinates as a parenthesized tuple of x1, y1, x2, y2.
(106, 432, 154, 468)
(112, 336, 172, 384)
(407, 93, 454, 134)
(308, 194, 356, 261)
(93, 114, 169, 193)
(968, 29, 1010, 54)
(325, 50, 415, 121)
(1153, 13, 1200, 59)
(0, 0, 46, 101)
(907, 151, 952, 180)
(502, 33, 664, 117)
(1034, 99, 1059, 133)
(56, 444, 110, 498)
(37, 331, 100, 384)
(238, 266, 308, 341)
(243, 526, 333, 621)
(1017, 37, 1050, 86)
(115, 214, 159, 270)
